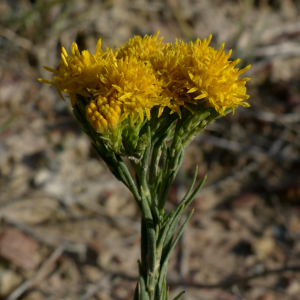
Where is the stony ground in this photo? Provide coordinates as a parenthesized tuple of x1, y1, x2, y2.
(1, 0, 300, 299)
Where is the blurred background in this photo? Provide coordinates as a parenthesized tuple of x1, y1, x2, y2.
(1, 0, 300, 299)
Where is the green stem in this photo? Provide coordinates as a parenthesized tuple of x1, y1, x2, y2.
(140, 187, 156, 300)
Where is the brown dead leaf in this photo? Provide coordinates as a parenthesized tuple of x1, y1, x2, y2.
(0, 228, 40, 270)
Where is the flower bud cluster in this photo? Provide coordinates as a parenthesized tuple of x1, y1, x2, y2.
(86, 97, 122, 132)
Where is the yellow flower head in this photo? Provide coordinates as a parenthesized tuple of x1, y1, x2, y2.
(39, 40, 106, 106)
(156, 35, 251, 115)
(86, 55, 163, 133)
(117, 31, 165, 62)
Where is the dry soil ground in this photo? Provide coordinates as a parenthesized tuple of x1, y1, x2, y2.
(1, 1, 300, 299)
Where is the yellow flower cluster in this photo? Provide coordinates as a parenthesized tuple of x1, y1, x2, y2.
(39, 32, 251, 133)
(86, 56, 163, 131)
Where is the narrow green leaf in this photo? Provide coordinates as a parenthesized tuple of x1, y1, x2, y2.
(162, 211, 174, 227)
(160, 204, 185, 256)
(154, 171, 162, 196)
(158, 210, 194, 293)
(161, 213, 182, 262)
(166, 209, 194, 262)
(172, 291, 185, 300)
(183, 176, 207, 211)
(153, 204, 185, 293)
(182, 122, 207, 148)
(92, 142, 129, 188)
(158, 148, 184, 213)
(139, 261, 150, 300)
(152, 112, 177, 145)
(116, 154, 142, 205)
(158, 278, 167, 300)
(133, 282, 140, 300)
(161, 143, 168, 175)
(160, 286, 165, 300)
(154, 206, 162, 222)
(149, 139, 162, 188)
(178, 165, 198, 207)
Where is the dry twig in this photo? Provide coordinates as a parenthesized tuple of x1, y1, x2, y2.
(5, 244, 65, 300)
